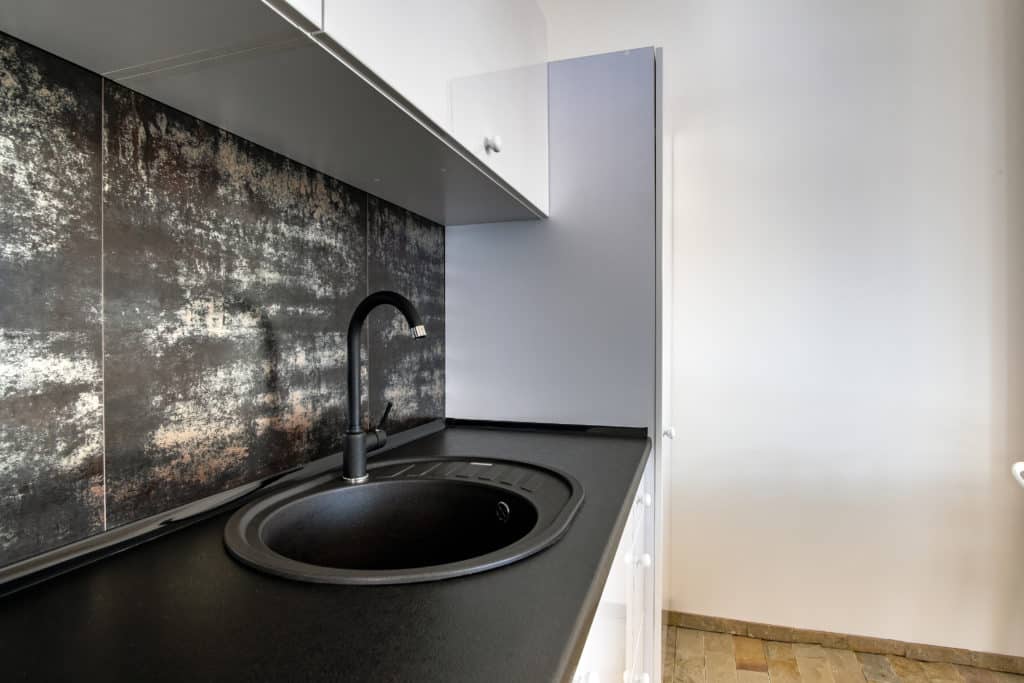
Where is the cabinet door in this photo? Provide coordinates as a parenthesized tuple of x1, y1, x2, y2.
(321, 0, 549, 212)
(574, 501, 638, 682)
(449, 62, 549, 213)
(623, 463, 656, 683)
(576, 462, 662, 683)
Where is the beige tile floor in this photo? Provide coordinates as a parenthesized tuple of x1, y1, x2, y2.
(664, 628, 1024, 683)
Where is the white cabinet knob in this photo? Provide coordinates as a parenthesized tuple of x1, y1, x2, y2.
(662, 427, 676, 439)
(635, 493, 653, 508)
(484, 135, 503, 154)
(1013, 462, 1024, 489)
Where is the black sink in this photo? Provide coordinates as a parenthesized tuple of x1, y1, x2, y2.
(224, 458, 584, 584)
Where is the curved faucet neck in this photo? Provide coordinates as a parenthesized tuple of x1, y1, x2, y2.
(346, 290, 425, 434)
(342, 291, 427, 484)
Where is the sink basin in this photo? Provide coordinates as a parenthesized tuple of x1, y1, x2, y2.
(224, 458, 584, 584)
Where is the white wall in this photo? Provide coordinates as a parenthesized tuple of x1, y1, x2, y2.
(540, 0, 1024, 656)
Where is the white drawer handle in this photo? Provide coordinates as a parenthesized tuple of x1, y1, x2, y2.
(1013, 462, 1024, 489)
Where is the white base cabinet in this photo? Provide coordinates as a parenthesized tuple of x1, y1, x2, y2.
(575, 461, 655, 683)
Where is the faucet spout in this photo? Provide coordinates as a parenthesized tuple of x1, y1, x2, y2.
(344, 291, 427, 483)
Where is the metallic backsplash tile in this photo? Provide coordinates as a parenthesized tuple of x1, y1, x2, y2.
(0, 30, 445, 565)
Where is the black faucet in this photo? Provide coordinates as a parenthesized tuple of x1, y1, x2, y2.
(343, 291, 427, 483)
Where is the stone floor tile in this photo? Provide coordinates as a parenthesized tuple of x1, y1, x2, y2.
(826, 648, 867, 683)
(734, 636, 769, 672)
(678, 629, 706, 660)
(795, 644, 827, 659)
(889, 657, 931, 683)
(768, 658, 804, 683)
(858, 653, 900, 683)
(676, 656, 708, 683)
(706, 632, 737, 654)
(738, 671, 770, 683)
(956, 667, 1002, 683)
(707, 651, 739, 683)
(767, 642, 798, 663)
(918, 662, 962, 683)
(665, 627, 678, 681)
(799, 655, 838, 683)
(664, 625, 1020, 683)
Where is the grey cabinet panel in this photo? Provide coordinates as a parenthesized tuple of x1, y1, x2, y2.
(446, 49, 656, 430)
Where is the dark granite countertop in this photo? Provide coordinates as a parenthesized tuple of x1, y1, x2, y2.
(0, 422, 650, 682)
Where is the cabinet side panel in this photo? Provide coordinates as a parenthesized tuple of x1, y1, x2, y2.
(446, 49, 656, 430)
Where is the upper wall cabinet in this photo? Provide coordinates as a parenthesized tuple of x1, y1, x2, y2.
(315, 0, 550, 214)
(274, 0, 323, 31)
(0, 0, 545, 225)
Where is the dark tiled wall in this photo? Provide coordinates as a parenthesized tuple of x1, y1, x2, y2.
(367, 197, 446, 434)
(0, 32, 445, 566)
(0, 34, 105, 564)
(100, 83, 370, 524)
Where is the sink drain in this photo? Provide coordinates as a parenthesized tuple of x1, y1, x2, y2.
(496, 501, 511, 523)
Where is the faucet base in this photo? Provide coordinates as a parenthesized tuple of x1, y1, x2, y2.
(342, 474, 370, 484)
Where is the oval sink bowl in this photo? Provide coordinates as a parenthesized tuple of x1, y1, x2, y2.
(224, 458, 584, 584)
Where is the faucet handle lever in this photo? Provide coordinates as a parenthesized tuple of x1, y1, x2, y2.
(372, 401, 393, 432)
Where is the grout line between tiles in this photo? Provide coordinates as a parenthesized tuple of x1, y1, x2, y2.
(99, 78, 107, 531)
(364, 193, 369, 427)
(441, 212, 446, 419)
